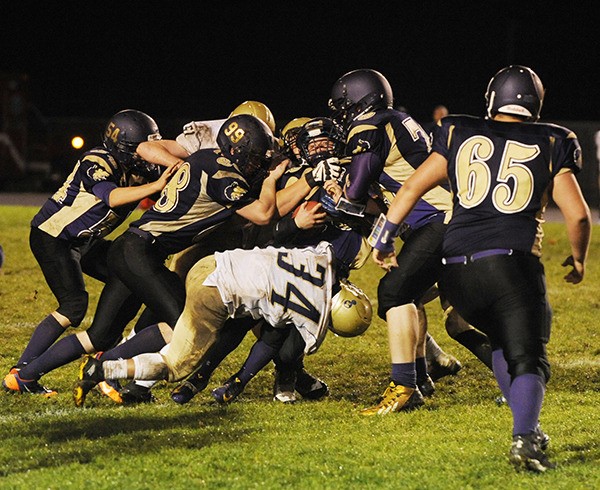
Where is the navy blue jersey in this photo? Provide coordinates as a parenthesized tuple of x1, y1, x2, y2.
(344, 108, 451, 230)
(133, 149, 256, 255)
(434, 115, 582, 256)
(278, 162, 311, 190)
(31, 147, 148, 242)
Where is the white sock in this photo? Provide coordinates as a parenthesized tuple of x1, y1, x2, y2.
(103, 359, 129, 380)
(133, 353, 168, 380)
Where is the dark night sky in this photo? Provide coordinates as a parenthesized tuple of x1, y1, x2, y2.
(2, 1, 598, 133)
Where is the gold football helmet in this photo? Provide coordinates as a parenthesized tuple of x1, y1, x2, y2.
(280, 117, 311, 158)
(329, 280, 373, 337)
(229, 101, 276, 133)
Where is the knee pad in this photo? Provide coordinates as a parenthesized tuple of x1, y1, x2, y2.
(377, 269, 418, 320)
(57, 291, 89, 328)
(86, 327, 123, 353)
(511, 356, 551, 383)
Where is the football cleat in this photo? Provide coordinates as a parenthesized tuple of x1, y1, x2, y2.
(170, 373, 209, 405)
(119, 381, 156, 405)
(96, 379, 123, 404)
(212, 375, 244, 405)
(273, 369, 297, 404)
(295, 369, 329, 400)
(495, 394, 508, 406)
(8, 364, 23, 375)
(427, 352, 462, 382)
(417, 374, 435, 397)
(2, 372, 57, 397)
(73, 355, 105, 407)
(509, 433, 556, 473)
(360, 382, 424, 416)
(535, 424, 550, 451)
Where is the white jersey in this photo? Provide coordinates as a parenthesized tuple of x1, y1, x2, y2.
(176, 118, 226, 154)
(204, 242, 335, 354)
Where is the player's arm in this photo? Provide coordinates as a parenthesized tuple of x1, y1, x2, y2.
(275, 159, 343, 217)
(551, 170, 591, 284)
(236, 161, 288, 225)
(105, 163, 181, 208)
(137, 139, 189, 166)
(370, 152, 448, 269)
(343, 152, 383, 203)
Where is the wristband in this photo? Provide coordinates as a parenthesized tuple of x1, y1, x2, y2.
(305, 171, 318, 188)
(368, 213, 400, 253)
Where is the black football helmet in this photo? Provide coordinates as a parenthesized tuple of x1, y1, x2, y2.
(295, 117, 346, 166)
(102, 109, 162, 168)
(485, 65, 545, 121)
(328, 69, 393, 129)
(217, 114, 275, 183)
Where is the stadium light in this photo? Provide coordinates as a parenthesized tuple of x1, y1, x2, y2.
(71, 136, 85, 150)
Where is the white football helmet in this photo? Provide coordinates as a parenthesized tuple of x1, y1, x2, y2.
(329, 280, 373, 337)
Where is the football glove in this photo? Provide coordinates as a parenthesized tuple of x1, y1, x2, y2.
(305, 157, 343, 187)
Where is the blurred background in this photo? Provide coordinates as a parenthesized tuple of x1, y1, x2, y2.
(1, 1, 599, 205)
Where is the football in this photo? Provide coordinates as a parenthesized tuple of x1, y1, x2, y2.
(291, 200, 320, 218)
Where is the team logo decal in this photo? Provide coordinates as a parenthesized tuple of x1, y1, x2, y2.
(224, 181, 248, 201)
(343, 299, 357, 309)
(89, 166, 110, 181)
(352, 139, 371, 155)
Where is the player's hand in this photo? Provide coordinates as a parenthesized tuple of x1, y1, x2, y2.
(372, 247, 398, 271)
(267, 159, 290, 181)
(154, 161, 182, 190)
(562, 255, 585, 284)
(294, 202, 327, 230)
(324, 180, 343, 202)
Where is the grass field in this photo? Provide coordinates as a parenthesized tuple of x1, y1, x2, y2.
(0, 205, 598, 489)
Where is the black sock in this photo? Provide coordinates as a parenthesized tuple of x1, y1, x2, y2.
(100, 324, 167, 361)
(454, 330, 493, 370)
(195, 323, 249, 379)
(236, 340, 278, 386)
(17, 314, 66, 365)
(415, 357, 428, 384)
(18, 334, 85, 380)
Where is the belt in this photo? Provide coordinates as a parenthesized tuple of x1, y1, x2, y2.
(442, 248, 529, 265)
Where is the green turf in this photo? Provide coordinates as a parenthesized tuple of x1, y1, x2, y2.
(0, 206, 598, 489)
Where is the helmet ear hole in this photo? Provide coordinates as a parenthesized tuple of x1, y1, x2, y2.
(329, 280, 372, 338)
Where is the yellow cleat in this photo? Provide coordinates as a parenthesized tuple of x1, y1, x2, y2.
(96, 380, 123, 404)
(360, 381, 424, 416)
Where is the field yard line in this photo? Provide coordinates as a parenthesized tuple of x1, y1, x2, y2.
(555, 359, 600, 368)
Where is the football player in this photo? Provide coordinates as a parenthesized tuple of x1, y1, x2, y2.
(2, 109, 180, 396)
(74, 241, 371, 407)
(169, 117, 351, 405)
(370, 65, 590, 472)
(328, 69, 458, 414)
(207, 117, 374, 405)
(3, 114, 292, 396)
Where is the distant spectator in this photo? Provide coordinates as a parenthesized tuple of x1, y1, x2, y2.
(423, 104, 449, 137)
